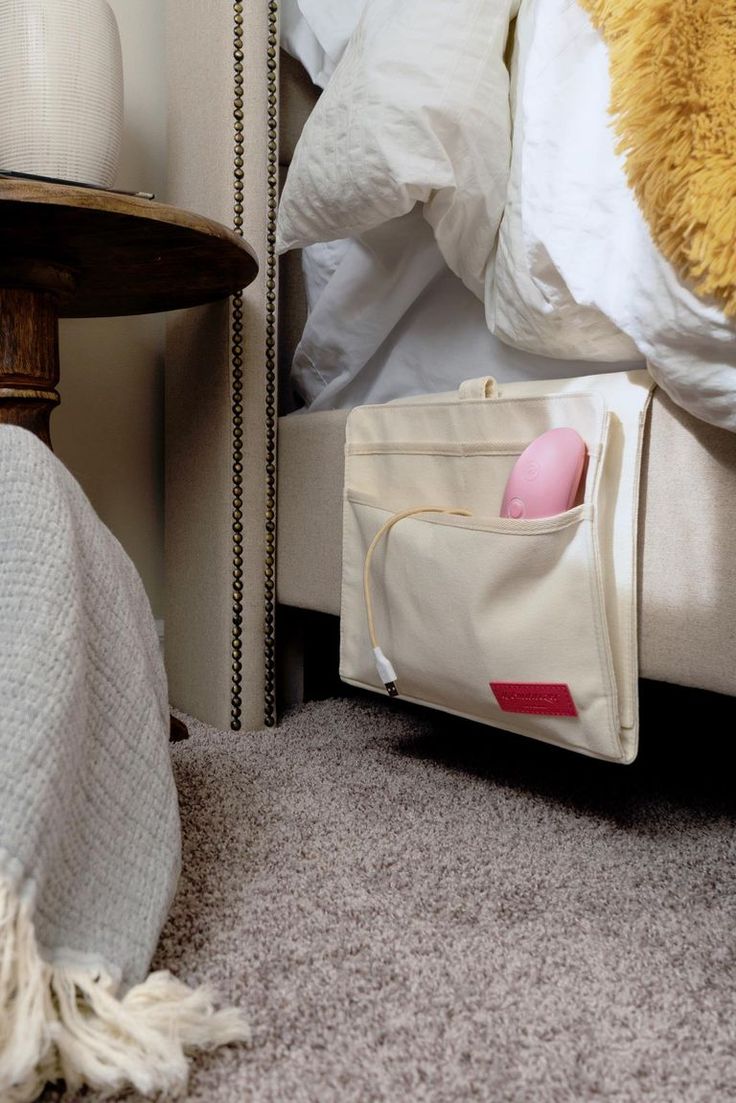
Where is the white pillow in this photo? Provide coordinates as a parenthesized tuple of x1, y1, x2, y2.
(280, 0, 365, 89)
(277, 0, 520, 301)
(280, 0, 327, 87)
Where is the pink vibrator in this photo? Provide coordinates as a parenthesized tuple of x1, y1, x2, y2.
(500, 428, 587, 519)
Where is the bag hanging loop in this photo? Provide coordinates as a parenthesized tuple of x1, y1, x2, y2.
(458, 376, 497, 400)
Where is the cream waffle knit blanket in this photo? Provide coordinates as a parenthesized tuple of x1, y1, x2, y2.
(0, 426, 247, 1100)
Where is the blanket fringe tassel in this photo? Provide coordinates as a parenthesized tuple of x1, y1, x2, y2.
(0, 875, 250, 1100)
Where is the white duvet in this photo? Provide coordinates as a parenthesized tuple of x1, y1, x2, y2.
(280, 0, 736, 430)
(507, 0, 736, 432)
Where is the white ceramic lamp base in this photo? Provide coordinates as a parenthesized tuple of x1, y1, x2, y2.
(0, 0, 124, 188)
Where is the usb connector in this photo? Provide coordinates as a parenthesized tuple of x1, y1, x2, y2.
(373, 647, 399, 697)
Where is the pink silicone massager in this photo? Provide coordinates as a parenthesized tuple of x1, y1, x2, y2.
(500, 428, 587, 519)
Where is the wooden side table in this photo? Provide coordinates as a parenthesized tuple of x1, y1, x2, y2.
(0, 178, 257, 444)
(0, 179, 259, 740)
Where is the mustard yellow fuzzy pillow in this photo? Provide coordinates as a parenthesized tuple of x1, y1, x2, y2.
(579, 0, 736, 316)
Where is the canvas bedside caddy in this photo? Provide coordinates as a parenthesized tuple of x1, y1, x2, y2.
(339, 370, 655, 764)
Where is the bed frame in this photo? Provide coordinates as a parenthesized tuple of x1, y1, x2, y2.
(165, 1, 736, 733)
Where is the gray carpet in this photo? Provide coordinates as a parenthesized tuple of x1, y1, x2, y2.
(73, 686, 735, 1101)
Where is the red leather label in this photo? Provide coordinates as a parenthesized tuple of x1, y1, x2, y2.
(490, 682, 578, 717)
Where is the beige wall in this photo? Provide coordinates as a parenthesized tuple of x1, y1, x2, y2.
(54, 0, 167, 619)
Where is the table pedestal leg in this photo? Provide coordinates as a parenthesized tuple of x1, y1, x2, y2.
(0, 288, 61, 448)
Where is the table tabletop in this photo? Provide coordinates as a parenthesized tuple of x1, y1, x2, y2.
(0, 178, 258, 317)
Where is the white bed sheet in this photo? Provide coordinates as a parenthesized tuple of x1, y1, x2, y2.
(292, 208, 639, 411)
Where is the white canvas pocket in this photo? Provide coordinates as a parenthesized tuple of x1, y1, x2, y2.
(340, 372, 655, 762)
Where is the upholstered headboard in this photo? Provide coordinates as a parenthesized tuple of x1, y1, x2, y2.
(165, 1, 280, 730)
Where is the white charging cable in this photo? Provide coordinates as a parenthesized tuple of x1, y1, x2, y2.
(362, 505, 472, 697)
